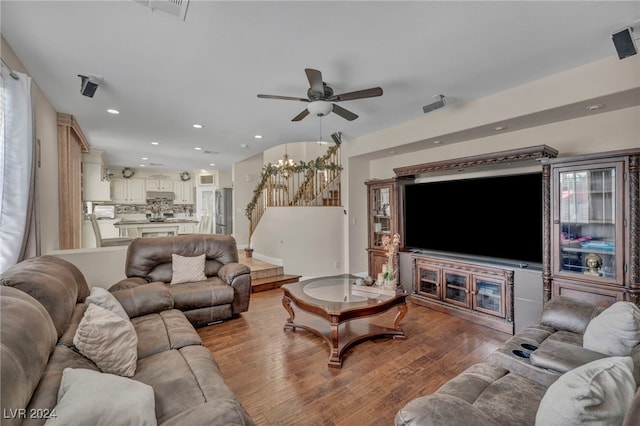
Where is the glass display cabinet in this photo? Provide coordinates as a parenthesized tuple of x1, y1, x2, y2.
(366, 178, 397, 278)
(546, 149, 640, 308)
(553, 162, 623, 284)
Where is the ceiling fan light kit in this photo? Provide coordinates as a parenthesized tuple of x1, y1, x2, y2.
(257, 68, 383, 122)
(307, 100, 333, 117)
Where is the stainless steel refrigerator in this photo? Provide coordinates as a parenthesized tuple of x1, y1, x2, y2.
(215, 188, 233, 235)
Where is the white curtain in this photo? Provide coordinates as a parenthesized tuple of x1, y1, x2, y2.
(0, 65, 37, 273)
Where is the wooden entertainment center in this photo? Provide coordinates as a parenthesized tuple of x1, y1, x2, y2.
(366, 145, 640, 334)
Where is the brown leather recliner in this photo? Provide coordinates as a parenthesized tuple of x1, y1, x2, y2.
(110, 234, 251, 327)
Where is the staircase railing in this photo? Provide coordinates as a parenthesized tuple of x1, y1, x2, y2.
(245, 142, 342, 246)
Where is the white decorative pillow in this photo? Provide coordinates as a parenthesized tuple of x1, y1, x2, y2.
(85, 286, 129, 320)
(44, 368, 156, 426)
(583, 301, 640, 356)
(73, 304, 138, 377)
(170, 253, 207, 285)
(535, 356, 636, 426)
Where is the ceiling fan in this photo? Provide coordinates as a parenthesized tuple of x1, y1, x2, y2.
(257, 68, 383, 121)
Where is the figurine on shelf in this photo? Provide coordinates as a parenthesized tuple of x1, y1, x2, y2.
(584, 253, 603, 276)
(381, 233, 401, 289)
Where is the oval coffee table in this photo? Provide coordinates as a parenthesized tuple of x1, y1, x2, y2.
(281, 274, 408, 368)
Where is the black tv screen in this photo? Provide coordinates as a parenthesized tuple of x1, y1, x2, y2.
(404, 172, 543, 264)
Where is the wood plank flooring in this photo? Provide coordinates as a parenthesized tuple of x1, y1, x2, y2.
(197, 289, 510, 426)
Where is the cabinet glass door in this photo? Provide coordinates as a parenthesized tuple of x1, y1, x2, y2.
(557, 166, 619, 280)
(417, 265, 439, 299)
(443, 270, 469, 307)
(371, 186, 392, 248)
(473, 277, 504, 317)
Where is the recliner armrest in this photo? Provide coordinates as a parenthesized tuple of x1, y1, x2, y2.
(218, 263, 250, 285)
(109, 277, 148, 292)
(539, 296, 604, 334)
(529, 339, 608, 374)
(110, 281, 174, 318)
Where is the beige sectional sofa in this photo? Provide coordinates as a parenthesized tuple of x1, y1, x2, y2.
(1, 255, 255, 425)
(395, 296, 640, 425)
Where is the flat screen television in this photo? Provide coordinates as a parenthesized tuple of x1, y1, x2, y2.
(403, 172, 543, 264)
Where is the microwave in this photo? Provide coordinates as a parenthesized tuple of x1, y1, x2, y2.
(93, 205, 115, 219)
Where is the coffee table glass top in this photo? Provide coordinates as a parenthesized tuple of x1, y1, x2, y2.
(284, 275, 400, 310)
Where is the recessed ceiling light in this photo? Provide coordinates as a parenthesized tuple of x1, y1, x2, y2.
(493, 125, 507, 131)
(139, 164, 146, 167)
(194, 147, 202, 151)
(254, 135, 262, 139)
(586, 104, 605, 111)
(240, 144, 248, 148)
(193, 124, 203, 129)
(209, 163, 215, 167)
(151, 141, 159, 145)
(141, 157, 148, 160)
(106, 108, 120, 115)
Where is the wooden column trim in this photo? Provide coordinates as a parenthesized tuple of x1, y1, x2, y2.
(57, 113, 90, 152)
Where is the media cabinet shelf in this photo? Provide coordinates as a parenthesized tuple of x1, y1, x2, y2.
(411, 255, 514, 334)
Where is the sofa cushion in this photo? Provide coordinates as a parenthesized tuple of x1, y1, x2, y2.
(169, 279, 235, 311)
(171, 254, 207, 285)
(535, 357, 636, 426)
(395, 363, 547, 426)
(111, 281, 174, 318)
(583, 302, 640, 357)
(0, 287, 57, 426)
(0, 256, 89, 338)
(85, 286, 129, 319)
(133, 345, 242, 423)
(132, 309, 203, 359)
(44, 368, 156, 426)
(73, 304, 138, 377)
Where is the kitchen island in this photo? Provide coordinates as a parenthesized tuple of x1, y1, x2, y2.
(114, 218, 199, 237)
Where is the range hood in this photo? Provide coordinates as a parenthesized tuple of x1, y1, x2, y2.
(146, 191, 175, 202)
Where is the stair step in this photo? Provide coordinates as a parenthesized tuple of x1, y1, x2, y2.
(251, 274, 301, 293)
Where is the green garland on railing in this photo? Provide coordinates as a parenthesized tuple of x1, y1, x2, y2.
(245, 144, 343, 220)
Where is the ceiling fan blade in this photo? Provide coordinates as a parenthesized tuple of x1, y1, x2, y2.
(329, 87, 383, 102)
(305, 68, 324, 94)
(257, 94, 309, 102)
(292, 108, 310, 122)
(331, 104, 358, 121)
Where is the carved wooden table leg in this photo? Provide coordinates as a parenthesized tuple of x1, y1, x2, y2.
(328, 316, 341, 367)
(282, 295, 296, 331)
(393, 303, 408, 339)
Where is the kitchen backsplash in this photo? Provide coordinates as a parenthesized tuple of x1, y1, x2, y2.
(86, 202, 195, 216)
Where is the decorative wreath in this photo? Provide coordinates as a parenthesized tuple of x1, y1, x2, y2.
(122, 167, 135, 179)
(180, 171, 191, 181)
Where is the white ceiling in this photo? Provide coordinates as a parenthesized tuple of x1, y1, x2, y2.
(2, 1, 638, 172)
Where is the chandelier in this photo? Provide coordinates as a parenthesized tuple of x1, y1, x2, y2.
(277, 144, 297, 178)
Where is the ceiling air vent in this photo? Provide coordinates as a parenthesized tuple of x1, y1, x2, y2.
(135, 0, 190, 21)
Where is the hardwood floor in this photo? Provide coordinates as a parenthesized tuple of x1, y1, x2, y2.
(198, 289, 510, 425)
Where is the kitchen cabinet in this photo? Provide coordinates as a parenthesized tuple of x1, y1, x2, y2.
(111, 178, 146, 204)
(177, 223, 196, 234)
(174, 180, 194, 204)
(146, 179, 174, 192)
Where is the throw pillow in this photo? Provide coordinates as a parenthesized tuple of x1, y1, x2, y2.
(44, 368, 156, 426)
(583, 301, 640, 356)
(535, 356, 635, 426)
(85, 286, 129, 320)
(170, 253, 207, 285)
(73, 304, 138, 377)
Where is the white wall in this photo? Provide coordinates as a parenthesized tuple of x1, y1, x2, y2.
(251, 206, 345, 276)
(51, 247, 128, 289)
(232, 152, 264, 245)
